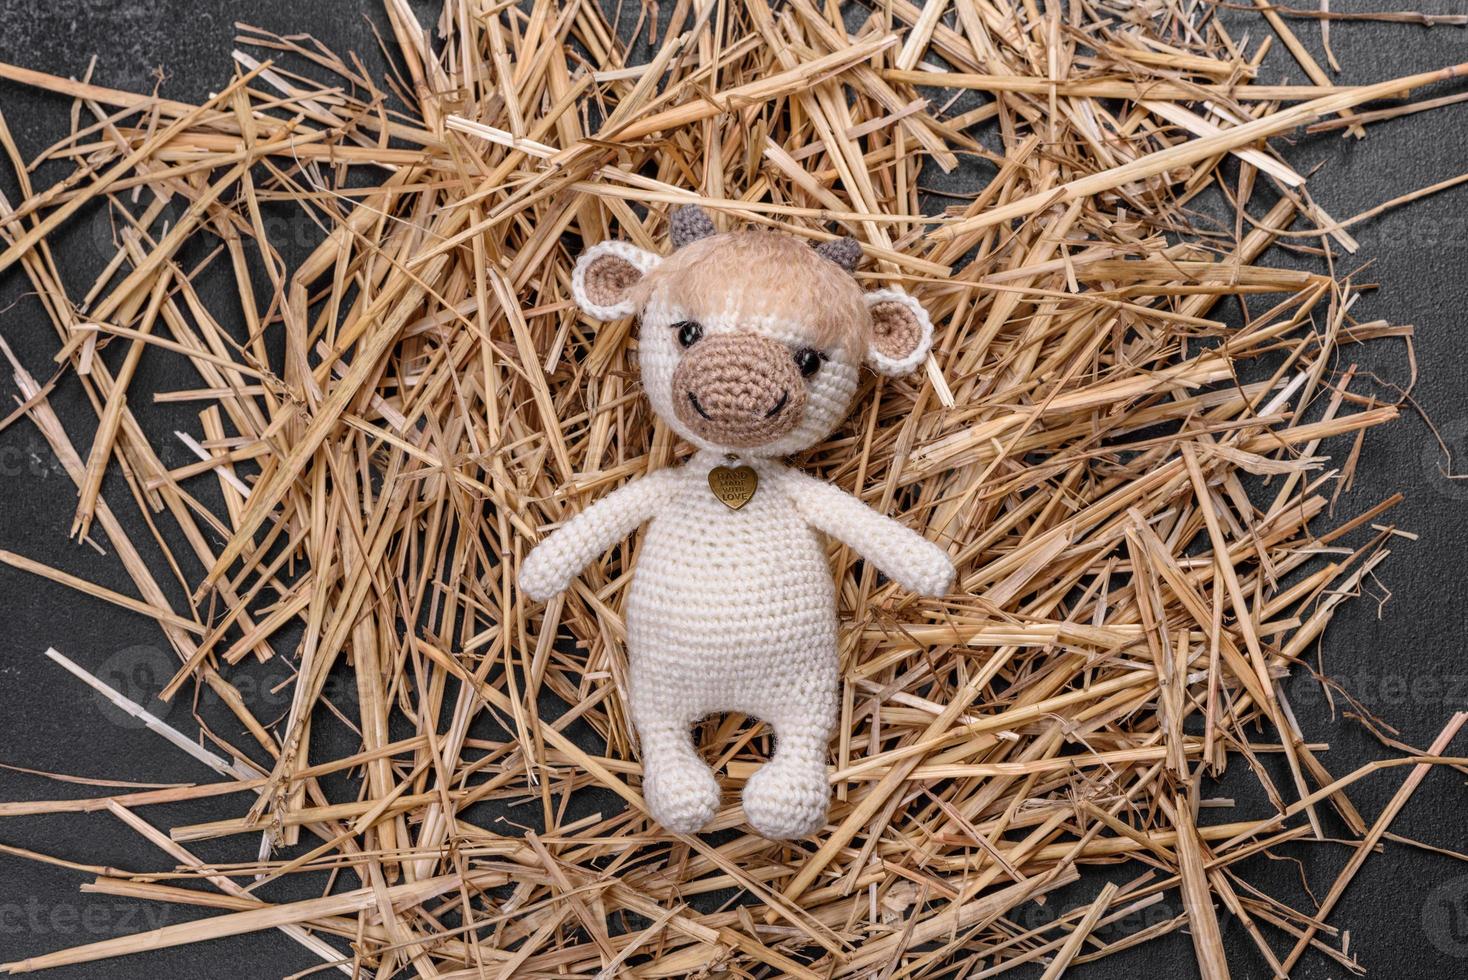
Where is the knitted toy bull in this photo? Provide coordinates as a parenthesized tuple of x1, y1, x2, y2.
(520, 205, 954, 839)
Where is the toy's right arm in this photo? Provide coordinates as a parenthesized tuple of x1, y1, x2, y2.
(519, 468, 682, 601)
(781, 469, 954, 597)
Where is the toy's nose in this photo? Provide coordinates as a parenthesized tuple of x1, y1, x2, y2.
(671, 333, 806, 448)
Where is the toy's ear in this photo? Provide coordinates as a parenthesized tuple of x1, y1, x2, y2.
(571, 241, 662, 320)
(864, 289, 934, 376)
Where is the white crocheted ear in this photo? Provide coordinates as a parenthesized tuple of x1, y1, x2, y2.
(864, 288, 933, 376)
(571, 241, 661, 320)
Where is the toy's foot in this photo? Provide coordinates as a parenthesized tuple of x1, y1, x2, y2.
(642, 756, 720, 834)
(742, 756, 829, 839)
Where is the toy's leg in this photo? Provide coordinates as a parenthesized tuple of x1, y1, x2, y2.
(741, 715, 831, 840)
(637, 717, 721, 834)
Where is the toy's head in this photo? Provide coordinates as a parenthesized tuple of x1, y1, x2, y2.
(570, 205, 935, 457)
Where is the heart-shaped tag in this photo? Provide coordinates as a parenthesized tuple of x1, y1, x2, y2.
(708, 465, 758, 510)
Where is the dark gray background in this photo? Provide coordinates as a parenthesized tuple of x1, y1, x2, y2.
(0, 1, 1465, 978)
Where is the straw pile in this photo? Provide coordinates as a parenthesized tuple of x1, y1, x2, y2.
(1, 0, 1466, 976)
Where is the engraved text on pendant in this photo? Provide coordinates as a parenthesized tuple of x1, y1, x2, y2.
(708, 465, 757, 510)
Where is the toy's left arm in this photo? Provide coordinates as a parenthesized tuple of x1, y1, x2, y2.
(519, 468, 682, 601)
(781, 470, 954, 597)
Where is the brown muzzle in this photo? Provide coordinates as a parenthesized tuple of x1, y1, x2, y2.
(671, 332, 806, 448)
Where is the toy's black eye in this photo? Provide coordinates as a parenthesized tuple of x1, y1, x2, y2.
(794, 347, 824, 378)
(675, 320, 703, 348)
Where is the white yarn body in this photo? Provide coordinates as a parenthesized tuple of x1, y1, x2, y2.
(627, 453, 839, 838)
(546, 224, 952, 838)
(520, 449, 953, 839)
(629, 460, 837, 722)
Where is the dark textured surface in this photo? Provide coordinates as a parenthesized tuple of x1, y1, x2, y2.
(0, 2, 1465, 978)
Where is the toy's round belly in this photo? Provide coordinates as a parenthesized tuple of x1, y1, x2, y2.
(625, 499, 837, 657)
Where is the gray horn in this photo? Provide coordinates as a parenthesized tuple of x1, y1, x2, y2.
(669, 204, 717, 248)
(813, 236, 861, 273)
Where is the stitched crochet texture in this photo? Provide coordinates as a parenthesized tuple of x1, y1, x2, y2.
(813, 236, 862, 272)
(522, 211, 953, 839)
(669, 201, 718, 248)
(584, 256, 641, 308)
(871, 300, 924, 360)
(671, 333, 807, 447)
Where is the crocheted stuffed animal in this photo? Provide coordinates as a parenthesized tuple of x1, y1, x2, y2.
(520, 205, 954, 839)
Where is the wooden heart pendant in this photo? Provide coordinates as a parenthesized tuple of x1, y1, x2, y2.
(708, 465, 758, 510)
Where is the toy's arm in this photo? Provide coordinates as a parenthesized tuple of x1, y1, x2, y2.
(782, 471, 954, 597)
(520, 469, 682, 601)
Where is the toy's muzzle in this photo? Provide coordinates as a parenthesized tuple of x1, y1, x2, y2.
(671, 332, 806, 448)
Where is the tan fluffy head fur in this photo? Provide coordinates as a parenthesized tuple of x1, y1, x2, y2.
(570, 215, 935, 456)
(632, 231, 870, 359)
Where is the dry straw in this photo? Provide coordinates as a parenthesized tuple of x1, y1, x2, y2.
(0, 0, 1465, 976)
